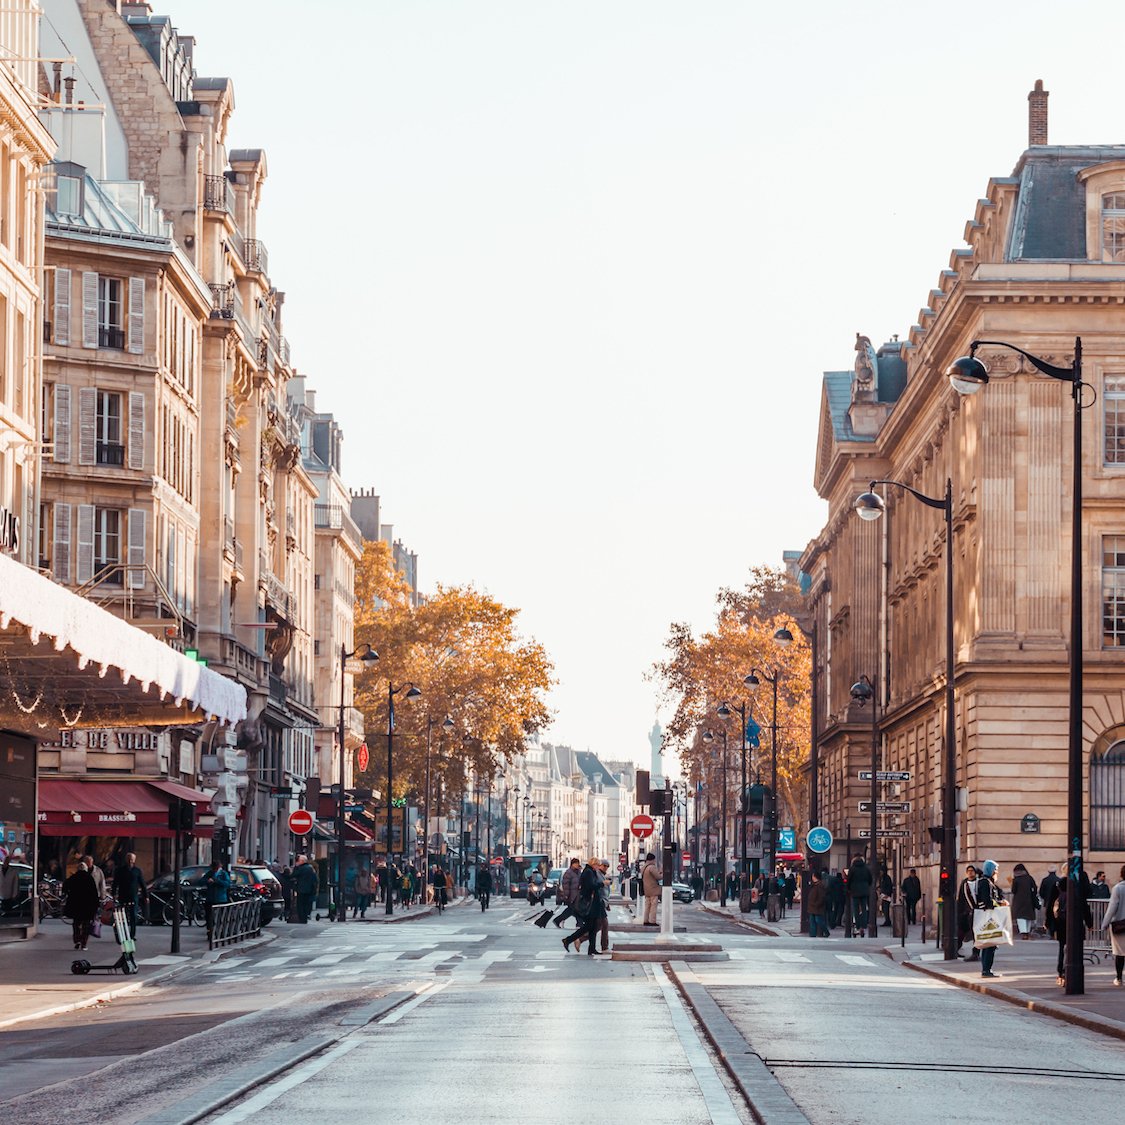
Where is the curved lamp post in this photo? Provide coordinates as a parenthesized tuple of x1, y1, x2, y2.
(717, 685, 754, 884)
(424, 715, 455, 882)
(746, 626, 794, 881)
(384, 680, 421, 914)
(702, 728, 729, 906)
(337, 642, 378, 922)
(946, 337, 1088, 993)
(855, 477, 958, 960)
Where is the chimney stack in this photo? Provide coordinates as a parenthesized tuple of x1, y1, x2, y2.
(1028, 79, 1049, 146)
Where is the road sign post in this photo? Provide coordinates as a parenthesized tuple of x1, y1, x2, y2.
(288, 809, 314, 836)
(858, 828, 909, 839)
(858, 771, 912, 782)
(858, 800, 912, 814)
(630, 814, 654, 839)
(806, 826, 833, 854)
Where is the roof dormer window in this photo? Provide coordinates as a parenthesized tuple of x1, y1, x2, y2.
(1102, 193, 1125, 262)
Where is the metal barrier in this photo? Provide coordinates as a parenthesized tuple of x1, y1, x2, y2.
(208, 895, 263, 950)
(1086, 898, 1111, 961)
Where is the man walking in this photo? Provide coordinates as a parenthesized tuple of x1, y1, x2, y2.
(111, 853, 148, 938)
(475, 864, 493, 911)
(293, 855, 318, 923)
(641, 852, 660, 927)
(198, 860, 230, 938)
(847, 856, 872, 933)
(901, 868, 922, 925)
(562, 858, 609, 957)
(553, 857, 582, 928)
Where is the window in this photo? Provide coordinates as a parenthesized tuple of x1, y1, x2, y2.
(97, 277, 124, 349)
(1103, 536, 1125, 646)
(1106, 376, 1125, 464)
(1092, 741, 1125, 850)
(95, 391, 124, 466)
(1103, 193, 1125, 262)
(93, 507, 122, 584)
(56, 174, 82, 217)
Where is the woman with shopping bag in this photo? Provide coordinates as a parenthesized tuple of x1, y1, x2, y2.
(972, 859, 1011, 978)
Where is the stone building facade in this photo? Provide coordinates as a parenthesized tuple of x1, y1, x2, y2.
(802, 85, 1125, 906)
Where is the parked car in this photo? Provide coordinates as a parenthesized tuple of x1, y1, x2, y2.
(0, 862, 34, 919)
(147, 864, 283, 923)
(671, 882, 694, 904)
(546, 868, 563, 903)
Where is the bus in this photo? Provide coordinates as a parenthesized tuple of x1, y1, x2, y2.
(507, 853, 550, 898)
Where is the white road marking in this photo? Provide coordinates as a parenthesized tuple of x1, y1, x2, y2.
(836, 954, 874, 967)
(519, 965, 559, 973)
(774, 951, 812, 963)
(365, 951, 405, 962)
(306, 954, 350, 965)
(255, 956, 295, 967)
(209, 1039, 363, 1123)
(651, 964, 742, 1125)
(208, 958, 249, 970)
(379, 980, 448, 1024)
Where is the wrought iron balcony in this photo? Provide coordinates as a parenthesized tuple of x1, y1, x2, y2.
(203, 174, 233, 213)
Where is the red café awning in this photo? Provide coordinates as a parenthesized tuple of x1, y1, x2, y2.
(38, 778, 212, 838)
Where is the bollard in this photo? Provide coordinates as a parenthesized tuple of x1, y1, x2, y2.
(767, 893, 781, 922)
(891, 901, 906, 939)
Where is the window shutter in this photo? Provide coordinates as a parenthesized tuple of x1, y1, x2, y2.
(127, 276, 144, 354)
(53, 383, 71, 463)
(127, 508, 146, 589)
(128, 391, 145, 470)
(81, 271, 98, 348)
(77, 386, 95, 465)
(54, 267, 70, 346)
(167, 521, 177, 605)
(76, 503, 94, 585)
(53, 502, 71, 584)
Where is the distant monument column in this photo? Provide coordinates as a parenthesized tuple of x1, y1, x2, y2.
(649, 721, 663, 789)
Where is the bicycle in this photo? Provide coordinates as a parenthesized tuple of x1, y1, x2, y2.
(37, 879, 66, 919)
(145, 883, 207, 926)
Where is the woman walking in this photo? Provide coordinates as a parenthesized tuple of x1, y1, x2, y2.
(1046, 873, 1093, 986)
(562, 858, 608, 957)
(1101, 864, 1125, 986)
(1009, 863, 1039, 940)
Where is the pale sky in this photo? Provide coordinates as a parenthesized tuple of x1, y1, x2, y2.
(166, 0, 1122, 764)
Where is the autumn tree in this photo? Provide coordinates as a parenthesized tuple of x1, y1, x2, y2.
(650, 567, 811, 830)
(351, 539, 554, 807)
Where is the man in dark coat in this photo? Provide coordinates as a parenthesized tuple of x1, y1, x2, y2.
(827, 870, 846, 929)
(111, 852, 148, 937)
(553, 857, 582, 928)
(293, 855, 319, 923)
(1038, 865, 1060, 937)
(474, 865, 493, 911)
(561, 859, 608, 957)
(848, 857, 872, 933)
(901, 869, 922, 925)
(64, 860, 100, 950)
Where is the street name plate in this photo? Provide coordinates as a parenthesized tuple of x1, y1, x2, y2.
(858, 800, 912, 813)
(858, 771, 911, 781)
(858, 828, 909, 839)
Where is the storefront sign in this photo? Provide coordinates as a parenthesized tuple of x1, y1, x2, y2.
(45, 728, 167, 752)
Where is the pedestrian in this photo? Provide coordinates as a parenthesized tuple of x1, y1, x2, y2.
(279, 865, 294, 921)
(828, 869, 846, 929)
(553, 857, 583, 928)
(847, 856, 872, 933)
(785, 870, 798, 910)
(84, 855, 107, 903)
(1046, 871, 1093, 987)
(562, 858, 608, 957)
(352, 867, 374, 918)
(973, 859, 1006, 978)
(806, 869, 829, 937)
(754, 872, 768, 918)
(878, 865, 893, 927)
(197, 860, 231, 937)
(475, 864, 493, 911)
(1101, 863, 1125, 987)
(957, 864, 979, 959)
(111, 852, 148, 938)
(64, 860, 99, 950)
(0, 855, 20, 917)
(1090, 870, 1111, 900)
(641, 852, 660, 926)
(1038, 864, 1060, 937)
(901, 868, 922, 926)
(293, 854, 319, 923)
(1009, 863, 1039, 940)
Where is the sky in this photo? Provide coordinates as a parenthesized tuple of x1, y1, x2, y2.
(160, 0, 1124, 765)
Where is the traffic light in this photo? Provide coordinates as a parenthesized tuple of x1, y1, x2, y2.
(938, 865, 951, 902)
(167, 798, 194, 833)
(649, 790, 667, 816)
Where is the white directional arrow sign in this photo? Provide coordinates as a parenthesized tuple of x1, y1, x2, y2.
(520, 965, 560, 973)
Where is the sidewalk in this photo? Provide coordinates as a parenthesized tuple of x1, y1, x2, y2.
(697, 901, 1125, 1040)
(0, 893, 478, 1029)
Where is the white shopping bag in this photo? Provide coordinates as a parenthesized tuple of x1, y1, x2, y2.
(972, 904, 1013, 947)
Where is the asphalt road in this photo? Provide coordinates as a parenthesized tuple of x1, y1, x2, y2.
(3, 899, 1121, 1124)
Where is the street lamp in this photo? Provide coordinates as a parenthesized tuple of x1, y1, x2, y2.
(702, 728, 729, 907)
(337, 643, 378, 922)
(746, 626, 793, 882)
(849, 675, 879, 938)
(718, 687, 754, 887)
(946, 336, 1089, 993)
(384, 680, 422, 915)
(423, 715, 454, 879)
(855, 477, 957, 959)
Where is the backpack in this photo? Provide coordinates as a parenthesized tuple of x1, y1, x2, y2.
(1052, 887, 1066, 920)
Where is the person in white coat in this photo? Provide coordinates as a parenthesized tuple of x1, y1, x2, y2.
(1102, 863, 1125, 987)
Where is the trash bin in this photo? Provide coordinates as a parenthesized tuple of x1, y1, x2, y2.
(767, 893, 781, 922)
(739, 889, 754, 914)
(892, 901, 906, 939)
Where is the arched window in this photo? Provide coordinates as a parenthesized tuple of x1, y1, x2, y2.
(1102, 193, 1125, 261)
(1091, 740, 1125, 850)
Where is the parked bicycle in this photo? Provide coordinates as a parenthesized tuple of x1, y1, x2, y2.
(37, 878, 66, 919)
(143, 882, 207, 926)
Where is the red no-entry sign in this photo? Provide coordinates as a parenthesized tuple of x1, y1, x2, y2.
(288, 809, 314, 836)
(631, 814, 655, 839)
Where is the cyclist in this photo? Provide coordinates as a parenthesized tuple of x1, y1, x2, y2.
(475, 864, 493, 911)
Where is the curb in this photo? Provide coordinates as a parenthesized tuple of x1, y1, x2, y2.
(700, 903, 781, 937)
(903, 961, 1125, 1043)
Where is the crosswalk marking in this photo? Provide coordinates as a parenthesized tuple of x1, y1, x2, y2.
(836, 954, 874, 967)
(209, 958, 249, 970)
(306, 954, 350, 965)
(774, 951, 811, 963)
(256, 955, 295, 967)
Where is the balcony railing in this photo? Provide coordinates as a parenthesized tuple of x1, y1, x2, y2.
(98, 325, 125, 350)
(315, 504, 362, 546)
(244, 238, 268, 275)
(210, 282, 234, 319)
(96, 441, 125, 467)
(204, 174, 233, 213)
